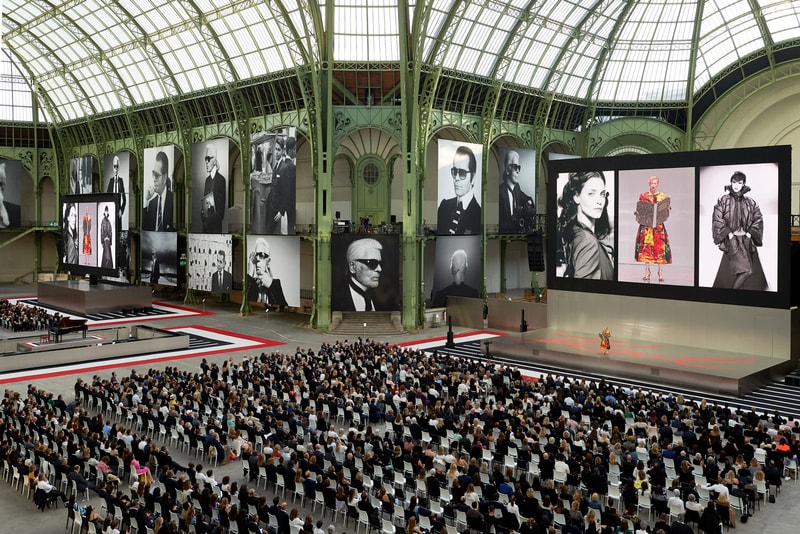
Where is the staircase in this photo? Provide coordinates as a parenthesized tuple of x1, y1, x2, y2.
(328, 311, 405, 336)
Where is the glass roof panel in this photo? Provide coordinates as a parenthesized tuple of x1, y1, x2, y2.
(334, 1, 400, 61)
(3, 0, 800, 122)
(763, 1, 800, 42)
(695, 0, 764, 89)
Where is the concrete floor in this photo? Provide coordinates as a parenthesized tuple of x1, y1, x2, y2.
(0, 283, 798, 533)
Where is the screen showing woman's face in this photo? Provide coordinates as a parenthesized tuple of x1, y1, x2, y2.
(68, 206, 77, 230)
(574, 176, 607, 222)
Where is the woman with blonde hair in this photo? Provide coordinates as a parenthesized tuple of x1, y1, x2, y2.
(407, 515, 423, 534)
(716, 492, 736, 528)
(585, 509, 599, 534)
(446, 461, 459, 482)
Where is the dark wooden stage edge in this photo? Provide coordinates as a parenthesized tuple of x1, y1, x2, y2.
(490, 328, 795, 396)
(38, 280, 152, 315)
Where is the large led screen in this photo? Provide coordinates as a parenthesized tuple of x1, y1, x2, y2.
(546, 145, 790, 309)
(59, 193, 120, 278)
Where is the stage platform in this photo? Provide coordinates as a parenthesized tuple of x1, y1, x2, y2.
(0, 324, 189, 373)
(488, 328, 795, 396)
(38, 280, 152, 315)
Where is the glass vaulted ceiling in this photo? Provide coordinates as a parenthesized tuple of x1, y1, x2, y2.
(3, 0, 800, 122)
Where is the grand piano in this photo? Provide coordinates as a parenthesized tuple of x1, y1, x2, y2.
(49, 317, 88, 342)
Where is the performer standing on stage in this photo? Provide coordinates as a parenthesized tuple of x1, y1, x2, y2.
(599, 327, 611, 355)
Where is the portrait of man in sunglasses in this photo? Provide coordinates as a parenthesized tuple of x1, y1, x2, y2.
(191, 139, 228, 233)
(246, 237, 288, 307)
(498, 148, 536, 234)
(333, 237, 389, 312)
(437, 143, 482, 235)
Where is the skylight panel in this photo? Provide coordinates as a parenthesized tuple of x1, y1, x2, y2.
(228, 30, 261, 55)
(639, 81, 664, 101)
(603, 61, 625, 82)
(448, 47, 480, 73)
(370, 36, 400, 61)
(42, 82, 81, 118)
(470, 23, 492, 50)
(230, 57, 251, 79)
(368, 7, 399, 33)
(546, 0, 588, 27)
(730, 23, 764, 54)
(507, 61, 532, 85)
(475, 54, 496, 77)
(663, 80, 685, 100)
(484, 26, 508, 56)
(762, 0, 800, 27)
(262, 47, 285, 70)
(717, 0, 750, 20)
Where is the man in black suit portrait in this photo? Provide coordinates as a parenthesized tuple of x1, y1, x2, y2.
(437, 144, 482, 235)
(211, 249, 232, 294)
(143, 150, 174, 231)
(433, 249, 479, 307)
(201, 144, 226, 233)
(266, 136, 296, 234)
(498, 149, 535, 233)
(106, 155, 126, 221)
(0, 162, 21, 229)
(246, 238, 288, 307)
(334, 237, 387, 312)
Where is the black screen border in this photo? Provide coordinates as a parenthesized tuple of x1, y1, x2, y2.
(546, 145, 791, 309)
(60, 193, 120, 278)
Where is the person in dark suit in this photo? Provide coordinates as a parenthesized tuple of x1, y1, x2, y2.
(333, 237, 388, 311)
(106, 155, 127, 220)
(150, 251, 161, 284)
(437, 144, 481, 235)
(273, 500, 290, 534)
(143, 150, 174, 231)
(246, 238, 288, 306)
(433, 249, 479, 307)
(0, 162, 21, 228)
(211, 249, 233, 293)
(68, 464, 99, 496)
(498, 149, 535, 233)
(69, 157, 82, 194)
(266, 136, 296, 235)
(201, 144, 226, 233)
